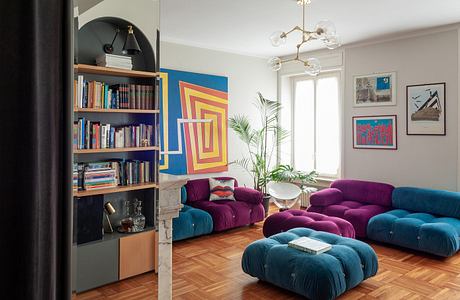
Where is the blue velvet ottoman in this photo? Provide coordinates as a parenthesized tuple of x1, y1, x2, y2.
(173, 187, 213, 241)
(242, 228, 378, 300)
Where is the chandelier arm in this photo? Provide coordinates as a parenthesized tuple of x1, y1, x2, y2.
(283, 26, 302, 38)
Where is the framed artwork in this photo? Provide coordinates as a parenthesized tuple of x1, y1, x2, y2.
(353, 115, 397, 150)
(354, 72, 397, 107)
(406, 83, 446, 136)
(159, 69, 229, 175)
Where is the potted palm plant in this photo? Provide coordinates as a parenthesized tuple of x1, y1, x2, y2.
(229, 92, 317, 217)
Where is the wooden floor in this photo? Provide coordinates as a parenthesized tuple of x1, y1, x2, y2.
(75, 206, 460, 300)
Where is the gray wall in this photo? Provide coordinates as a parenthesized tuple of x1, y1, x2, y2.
(344, 30, 458, 190)
(160, 42, 278, 187)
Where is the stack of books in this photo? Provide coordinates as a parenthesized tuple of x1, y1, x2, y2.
(74, 76, 155, 110)
(96, 54, 132, 70)
(73, 119, 154, 150)
(73, 160, 155, 191)
(288, 237, 332, 255)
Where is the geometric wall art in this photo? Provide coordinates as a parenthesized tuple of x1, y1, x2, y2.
(159, 69, 229, 175)
(354, 72, 397, 107)
(406, 82, 446, 136)
(352, 115, 397, 150)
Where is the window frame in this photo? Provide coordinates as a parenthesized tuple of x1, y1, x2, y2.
(289, 71, 342, 180)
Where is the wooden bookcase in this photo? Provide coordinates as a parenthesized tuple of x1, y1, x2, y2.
(72, 19, 160, 293)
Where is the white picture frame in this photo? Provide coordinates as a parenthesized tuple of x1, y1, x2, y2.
(353, 72, 397, 107)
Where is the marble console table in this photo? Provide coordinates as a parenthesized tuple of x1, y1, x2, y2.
(158, 174, 188, 300)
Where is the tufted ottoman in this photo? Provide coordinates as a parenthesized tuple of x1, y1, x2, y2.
(242, 228, 378, 300)
(263, 210, 355, 238)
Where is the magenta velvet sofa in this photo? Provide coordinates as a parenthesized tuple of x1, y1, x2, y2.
(185, 177, 265, 232)
(308, 179, 394, 238)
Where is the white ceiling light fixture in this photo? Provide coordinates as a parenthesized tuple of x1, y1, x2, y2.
(268, 0, 341, 75)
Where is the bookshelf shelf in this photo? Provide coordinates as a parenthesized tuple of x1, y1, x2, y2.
(74, 108, 160, 114)
(74, 146, 159, 154)
(75, 64, 159, 78)
(74, 183, 159, 197)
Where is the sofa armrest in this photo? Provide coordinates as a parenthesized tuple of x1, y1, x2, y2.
(234, 187, 263, 205)
(310, 188, 343, 207)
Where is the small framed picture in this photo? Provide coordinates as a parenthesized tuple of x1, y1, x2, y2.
(354, 72, 397, 107)
(406, 83, 446, 136)
(353, 115, 397, 150)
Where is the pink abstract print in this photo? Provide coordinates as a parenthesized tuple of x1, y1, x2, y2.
(354, 116, 397, 150)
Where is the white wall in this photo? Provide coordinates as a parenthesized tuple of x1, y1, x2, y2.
(280, 28, 459, 191)
(161, 42, 278, 187)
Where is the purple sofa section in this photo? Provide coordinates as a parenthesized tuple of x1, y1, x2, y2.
(185, 177, 264, 232)
(263, 210, 355, 238)
(308, 179, 394, 238)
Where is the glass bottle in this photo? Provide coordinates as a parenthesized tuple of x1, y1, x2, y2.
(120, 199, 134, 233)
(133, 200, 146, 232)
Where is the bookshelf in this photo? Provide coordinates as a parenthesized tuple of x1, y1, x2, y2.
(73, 17, 160, 293)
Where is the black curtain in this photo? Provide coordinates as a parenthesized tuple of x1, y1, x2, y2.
(0, 0, 72, 299)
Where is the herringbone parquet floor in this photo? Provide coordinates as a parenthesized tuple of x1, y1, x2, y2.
(75, 205, 460, 300)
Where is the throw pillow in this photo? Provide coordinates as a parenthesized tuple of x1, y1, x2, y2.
(209, 178, 235, 201)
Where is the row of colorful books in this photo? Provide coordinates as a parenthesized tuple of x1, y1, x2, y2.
(73, 119, 154, 150)
(74, 76, 156, 110)
(73, 160, 156, 191)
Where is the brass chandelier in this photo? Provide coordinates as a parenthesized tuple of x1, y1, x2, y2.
(268, 0, 341, 75)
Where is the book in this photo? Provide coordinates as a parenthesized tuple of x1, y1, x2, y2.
(288, 237, 332, 255)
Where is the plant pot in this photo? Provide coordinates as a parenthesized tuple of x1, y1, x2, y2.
(263, 194, 271, 218)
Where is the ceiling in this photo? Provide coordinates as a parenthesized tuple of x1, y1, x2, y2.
(161, 0, 460, 58)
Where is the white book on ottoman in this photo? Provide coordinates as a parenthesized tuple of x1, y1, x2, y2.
(288, 237, 332, 255)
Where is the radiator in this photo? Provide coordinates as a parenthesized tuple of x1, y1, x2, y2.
(299, 187, 318, 208)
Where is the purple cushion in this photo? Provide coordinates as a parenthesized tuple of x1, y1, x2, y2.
(331, 179, 394, 207)
(263, 210, 355, 238)
(191, 200, 264, 232)
(234, 187, 263, 205)
(310, 188, 343, 206)
(185, 177, 239, 203)
(309, 202, 389, 238)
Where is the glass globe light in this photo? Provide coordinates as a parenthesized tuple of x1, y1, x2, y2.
(270, 31, 287, 47)
(304, 58, 321, 76)
(324, 34, 342, 50)
(268, 57, 282, 71)
(315, 20, 336, 40)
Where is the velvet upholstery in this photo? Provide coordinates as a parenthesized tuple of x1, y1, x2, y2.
(263, 210, 355, 238)
(308, 179, 394, 237)
(368, 187, 460, 257)
(173, 187, 213, 241)
(185, 178, 264, 232)
(242, 228, 378, 300)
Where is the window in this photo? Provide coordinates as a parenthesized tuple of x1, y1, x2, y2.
(280, 72, 341, 178)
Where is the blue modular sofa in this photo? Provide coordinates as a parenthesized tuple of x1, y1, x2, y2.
(172, 187, 213, 241)
(368, 187, 460, 257)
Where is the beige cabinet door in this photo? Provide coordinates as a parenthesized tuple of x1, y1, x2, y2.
(119, 230, 156, 280)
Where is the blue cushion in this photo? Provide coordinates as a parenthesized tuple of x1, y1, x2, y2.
(393, 187, 460, 218)
(181, 186, 187, 204)
(173, 205, 213, 241)
(242, 228, 378, 300)
(368, 209, 460, 257)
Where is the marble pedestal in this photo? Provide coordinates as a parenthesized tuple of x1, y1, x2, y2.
(158, 174, 188, 300)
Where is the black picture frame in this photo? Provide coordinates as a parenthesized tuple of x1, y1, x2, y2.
(406, 82, 446, 136)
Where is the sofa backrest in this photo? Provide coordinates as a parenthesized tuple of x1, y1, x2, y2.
(185, 177, 238, 202)
(393, 187, 460, 218)
(331, 179, 394, 206)
(181, 186, 187, 204)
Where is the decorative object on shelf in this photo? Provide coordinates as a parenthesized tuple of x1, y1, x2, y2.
(104, 202, 116, 233)
(103, 25, 141, 55)
(354, 72, 396, 107)
(132, 199, 146, 232)
(353, 115, 397, 150)
(268, 0, 341, 75)
(229, 93, 317, 217)
(120, 200, 134, 233)
(406, 82, 446, 136)
(159, 69, 229, 175)
(267, 182, 302, 211)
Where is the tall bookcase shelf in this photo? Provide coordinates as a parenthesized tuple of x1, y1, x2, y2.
(72, 17, 160, 293)
(74, 146, 159, 154)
